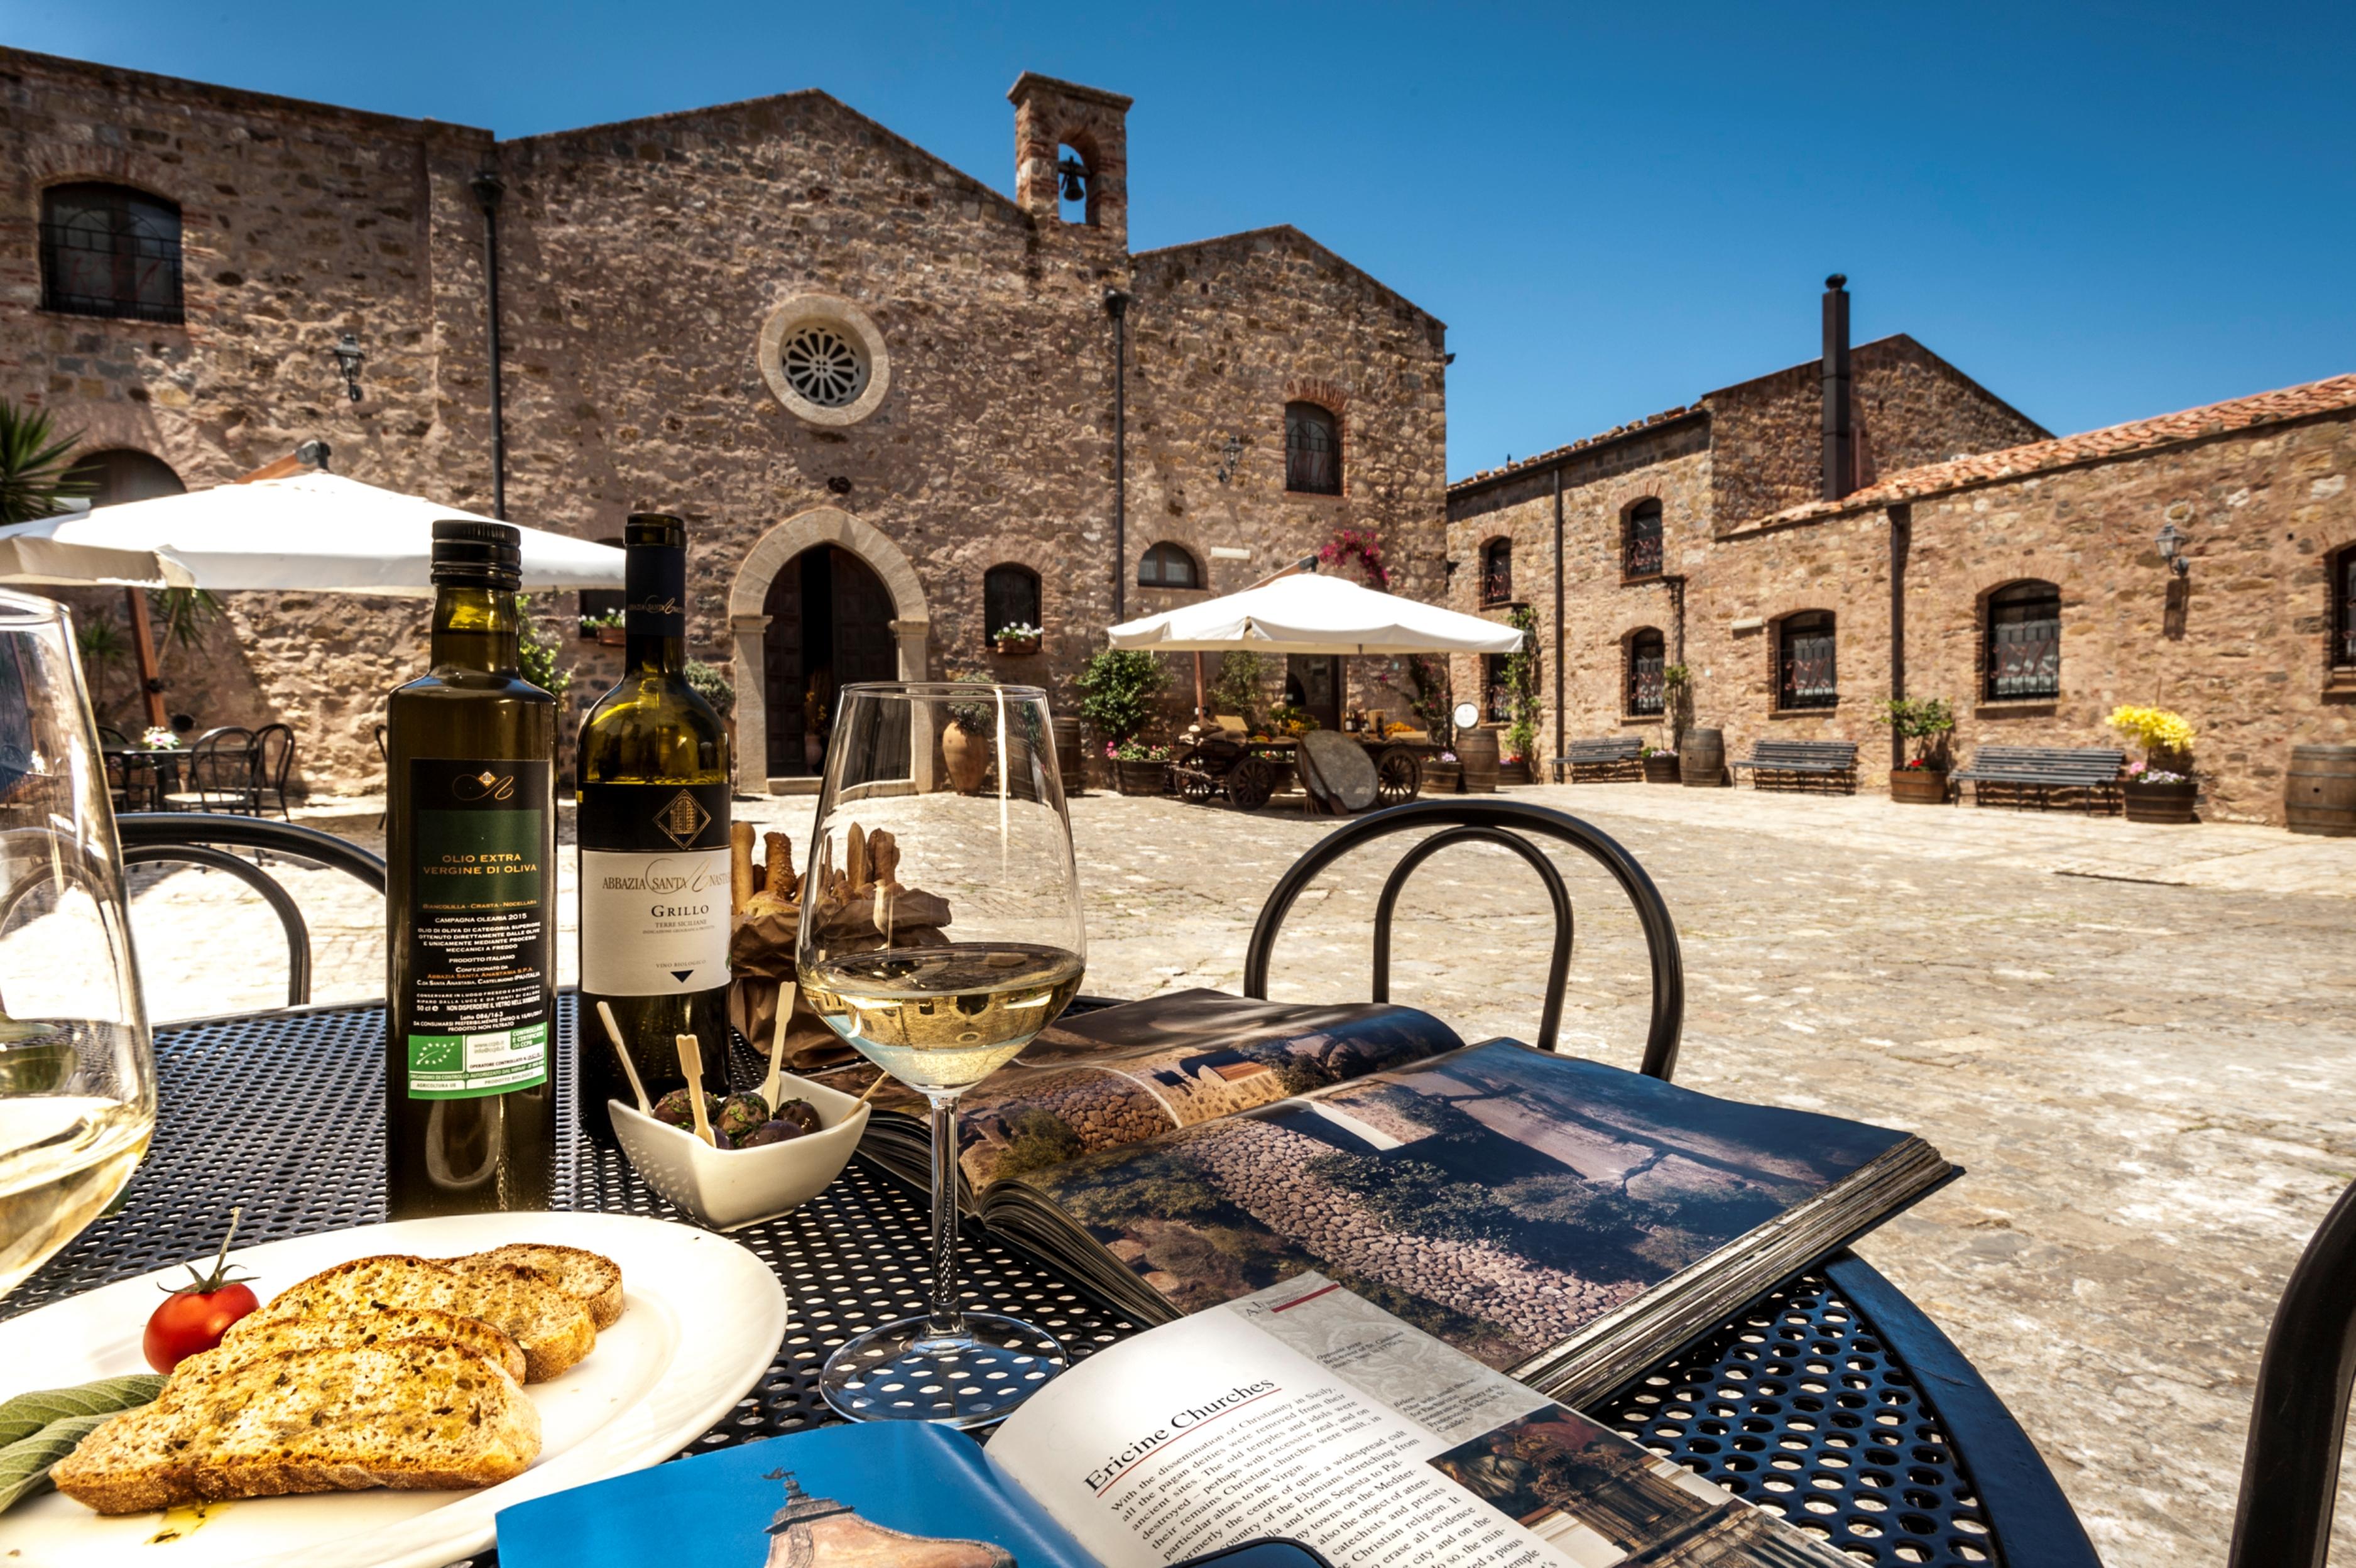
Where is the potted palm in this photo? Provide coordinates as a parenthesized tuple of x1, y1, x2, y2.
(1879, 697, 1955, 804)
(2110, 705, 2199, 824)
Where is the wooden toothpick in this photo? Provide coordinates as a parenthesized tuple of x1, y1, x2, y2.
(676, 1032, 716, 1147)
(596, 1000, 652, 1115)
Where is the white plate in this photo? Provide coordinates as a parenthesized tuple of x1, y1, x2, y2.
(0, 1211, 787, 1568)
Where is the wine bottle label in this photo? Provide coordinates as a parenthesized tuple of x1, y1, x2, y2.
(403, 758, 554, 1099)
(624, 540, 685, 637)
(579, 781, 731, 995)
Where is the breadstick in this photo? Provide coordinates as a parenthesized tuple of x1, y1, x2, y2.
(729, 822, 756, 915)
(763, 830, 795, 898)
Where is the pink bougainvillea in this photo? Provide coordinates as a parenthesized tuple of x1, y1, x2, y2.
(1319, 526, 1390, 591)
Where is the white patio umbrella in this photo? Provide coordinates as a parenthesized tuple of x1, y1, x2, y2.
(0, 471, 623, 596)
(1106, 568, 1524, 656)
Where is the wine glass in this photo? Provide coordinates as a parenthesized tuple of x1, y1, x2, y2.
(798, 682, 1084, 1426)
(0, 590, 155, 1298)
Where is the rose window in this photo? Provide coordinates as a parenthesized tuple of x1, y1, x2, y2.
(779, 325, 867, 408)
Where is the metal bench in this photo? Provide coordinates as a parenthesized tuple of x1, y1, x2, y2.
(1730, 738, 1859, 793)
(1552, 736, 1643, 783)
(1951, 745, 2125, 812)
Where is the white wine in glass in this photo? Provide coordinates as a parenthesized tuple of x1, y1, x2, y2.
(0, 591, 155, 1298)
(798, 681, 1084, 1427)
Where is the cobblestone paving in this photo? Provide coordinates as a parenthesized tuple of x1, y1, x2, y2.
(119, 783, 2356, 1565)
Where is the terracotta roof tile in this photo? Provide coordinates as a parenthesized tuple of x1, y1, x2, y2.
(1764, 371, 2356, 525)
(1448, 405, 1701, 493)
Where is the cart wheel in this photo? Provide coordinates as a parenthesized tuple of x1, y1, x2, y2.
(1177, 769, 1218, 803)
(1375, 748, 1422, 806)
(1229, 757, 1275, 812)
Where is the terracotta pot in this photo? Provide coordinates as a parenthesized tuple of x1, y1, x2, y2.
(941, 722, 991, 793)
(1890, 768, 1949, 805)
(1115, 758, 1168, 797)
(2122, 778, 2198, 824)
(803, 732, 826, 771)
(993, 635, 1042, 657)
(595, 625, 626, 647)
(1644, 755, 1681, 784)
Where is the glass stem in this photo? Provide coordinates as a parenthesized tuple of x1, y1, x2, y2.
(925, 1091, 968, 1342)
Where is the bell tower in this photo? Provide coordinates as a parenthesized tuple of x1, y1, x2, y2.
(1008, 72, 1133, 249)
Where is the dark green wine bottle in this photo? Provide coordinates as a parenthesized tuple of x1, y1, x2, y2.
(575, 512, 731, 1145)
(384, 520, 558, 1218)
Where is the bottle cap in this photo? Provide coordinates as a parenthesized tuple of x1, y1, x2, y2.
(431, 518, 522, 590)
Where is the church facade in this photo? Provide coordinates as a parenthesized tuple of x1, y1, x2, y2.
(2, 48, 1449, 792)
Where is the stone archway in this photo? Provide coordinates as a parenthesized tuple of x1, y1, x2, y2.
(728, 507, 930, 792)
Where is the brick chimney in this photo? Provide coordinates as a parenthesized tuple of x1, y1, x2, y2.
(1822, 274, 1853, 501)
(1008, 72, 1133, 249)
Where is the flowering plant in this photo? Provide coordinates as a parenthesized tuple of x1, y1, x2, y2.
(992, 622, 1043, 647)
(1877, 695, 1956, 768)
(1318, 526, 1390, 591)
(2108, 705, 2195, 767)
(2124, 760, 2189, 786)
(1438, 751, 1458, 763)
(1110, 739, 1172, 763)
(140, 726, 180, 750)
(1641, 744, 1677, 760)
(1897, 756, 1942, 771)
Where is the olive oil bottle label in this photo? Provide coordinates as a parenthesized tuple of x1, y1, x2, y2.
(578, 780, 731, 995)
(403, 757, 554, 1099)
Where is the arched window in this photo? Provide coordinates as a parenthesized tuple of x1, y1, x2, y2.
(2331, 547, 2356, 672)
(1285, 402, 1341, 495)
(1138, 541, 1200, 589)
(1626, 628, 1666, 716)
(1480, 537, 1513, 606)
(984, 563, 1042, 644)
(1985, 580, 2063, 699)
(41, 183, 183, 323)
(1623, 499, 1664, 579)
(64, 448, 185, 507)
(1777, 611, 1837, 710)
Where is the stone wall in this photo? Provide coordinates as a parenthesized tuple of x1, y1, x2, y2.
(1686, 410, 2355, 824)
(4, 50, 1449, 793)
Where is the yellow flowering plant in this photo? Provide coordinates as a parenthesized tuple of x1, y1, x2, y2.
(2107, 705, 2195, 766)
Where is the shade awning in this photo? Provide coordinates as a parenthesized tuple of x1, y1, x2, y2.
(1106, 570, 1524, 656)
(0, 472, 623, 596)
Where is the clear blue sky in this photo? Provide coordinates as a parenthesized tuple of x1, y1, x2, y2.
(11, 0, 2353, 477)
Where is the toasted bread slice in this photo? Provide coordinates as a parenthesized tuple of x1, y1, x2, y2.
(195, 1306, 526, 1384)
(52, 1339, 541, 1516)
(450, 1244, 624, 1331)
(244, 1255, 594, 1382)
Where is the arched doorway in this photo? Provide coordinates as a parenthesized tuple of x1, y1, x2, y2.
(727, 507, 931, 791)
(763, 546, 899, 776)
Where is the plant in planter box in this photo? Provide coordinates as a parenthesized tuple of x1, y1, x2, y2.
(1877, 696, 1955, 804)
(581, 608, 625, 645)
(1076, 646, 1170, 753)
(992, 621, 1044, 655)
(1639, 742, 1679, 782)
(2109, 706, 2199, 822)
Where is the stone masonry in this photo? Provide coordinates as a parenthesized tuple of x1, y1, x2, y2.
(1, 49, 1448, 790)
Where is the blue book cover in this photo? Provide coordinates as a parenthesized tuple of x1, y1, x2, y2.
(495, 1422, 1099, 1568)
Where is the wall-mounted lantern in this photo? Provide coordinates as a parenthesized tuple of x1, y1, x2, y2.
(2156, 518, 2191, 578)
(331, 333, 366, 403)
(1214, 434, 1243, 486)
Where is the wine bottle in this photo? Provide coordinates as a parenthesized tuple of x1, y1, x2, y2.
(575, 512, 731, 1143)
(384, 520, 558, 1219)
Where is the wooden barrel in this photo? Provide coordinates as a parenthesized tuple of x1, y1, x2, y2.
(1456, 727, 1500, 793)
(1681, 728, 1726, 787)
(2286, 744, 2356, 836)
(1050, 716, 1086, 797)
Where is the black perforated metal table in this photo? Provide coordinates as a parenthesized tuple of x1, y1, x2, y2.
(8, 998, 2097, 1568)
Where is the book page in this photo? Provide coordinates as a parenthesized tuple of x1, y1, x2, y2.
(991, 1277, 1845, 1567)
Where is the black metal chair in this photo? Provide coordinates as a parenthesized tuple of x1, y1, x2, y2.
(1241, 798, 1684, 1079)
(251, 722, 295, 820)
(115, 814, 385, 1006)
(166, 726, 258, 814)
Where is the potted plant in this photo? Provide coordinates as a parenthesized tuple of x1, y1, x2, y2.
(1110, 738, 1172, 796)
(1076, 646, 1170, 785)
(1422, 749, 1462, 794)
(992, 621, 1043, 657)
(939, 675, 998, 794)
(802, 674, 832, 771)
(1878, 696, 1956, 804)
(1640, 743, 1679, 783)
(685, 660, 736, 770)
(582, 609, 626, 647)
(1500, 606, 1541, 784)
(2110, 705, 2199, 824)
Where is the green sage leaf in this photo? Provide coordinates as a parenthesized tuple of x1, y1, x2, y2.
(0, 1410, 118, 1515)
(0, 1375, 165, 1447)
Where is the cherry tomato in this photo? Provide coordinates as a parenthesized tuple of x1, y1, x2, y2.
(143, 1208, 260, 1374)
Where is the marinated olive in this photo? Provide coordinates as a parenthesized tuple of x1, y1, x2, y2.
(717, 1092, 770, 1143)
(653, 1087, 723, 1132)
(738, 1118, 807, 1148)
(775, 1098, 822, 1135)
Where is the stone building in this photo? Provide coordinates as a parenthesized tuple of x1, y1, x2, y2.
(1447, 280, 2355, 824)
(1, 47, 1448, 792)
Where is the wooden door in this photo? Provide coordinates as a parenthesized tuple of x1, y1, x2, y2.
(1287, 655, 1342, 732)
(762, 557, 806, 777)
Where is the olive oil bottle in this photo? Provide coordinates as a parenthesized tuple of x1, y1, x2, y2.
(575, 513, 731, 1143)
(384, 520, 558, 1217)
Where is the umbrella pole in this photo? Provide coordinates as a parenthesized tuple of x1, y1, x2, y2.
(124, 588, 167, 732)
(1193, 651, 1206, 724)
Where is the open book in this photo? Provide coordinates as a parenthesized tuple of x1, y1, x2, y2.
(495, 1276, 1858, 1567)
(830, 991, 1955, 1408)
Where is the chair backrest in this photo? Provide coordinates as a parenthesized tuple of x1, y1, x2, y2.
(1243, 799, 1684, 1079)
(98, 725, 130, 748)
(2227, 1174, 2356, 1568)
(186, 726, 257, 803)
(253, 722, 295, 798)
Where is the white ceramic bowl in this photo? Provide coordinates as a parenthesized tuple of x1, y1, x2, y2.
(610, 1071, 869, 1231)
